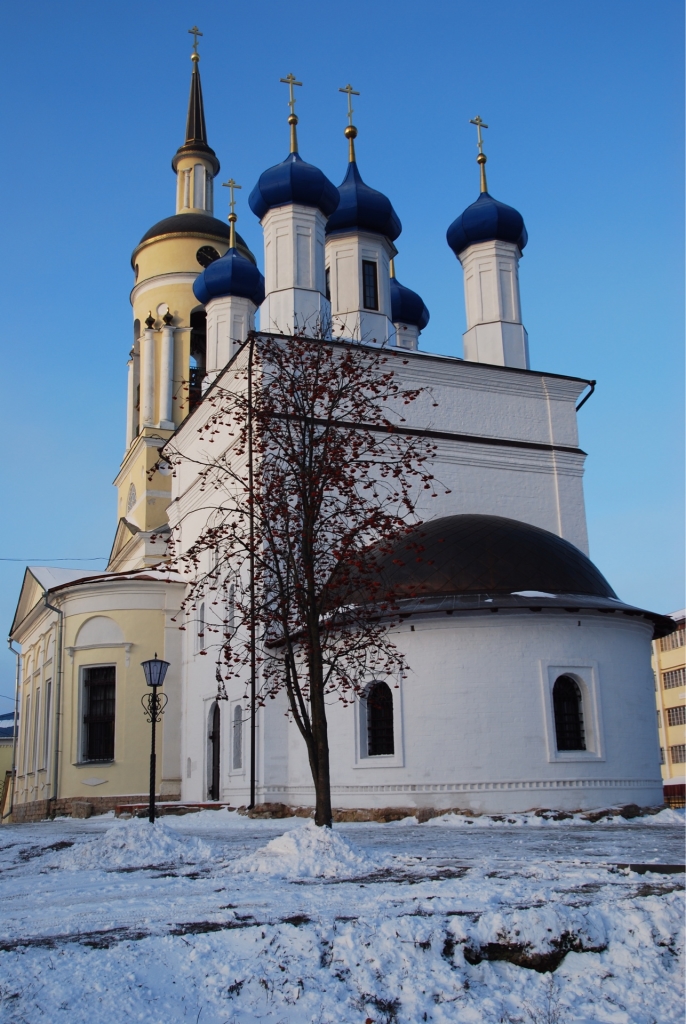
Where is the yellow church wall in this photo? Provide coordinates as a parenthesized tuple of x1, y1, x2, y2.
(9, 577, 184, 822)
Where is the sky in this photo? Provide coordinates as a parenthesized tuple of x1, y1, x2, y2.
(0, 0, 683, 705)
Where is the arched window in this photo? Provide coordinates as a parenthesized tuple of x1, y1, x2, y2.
(208, 703, 220, 800)
(367, 681, 394, 756)
(553, 675, 586, 751)
(126, 483, 137, 513)
(232, 704, 243, 770)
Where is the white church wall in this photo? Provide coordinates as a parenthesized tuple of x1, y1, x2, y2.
(256, 611, 661, 813)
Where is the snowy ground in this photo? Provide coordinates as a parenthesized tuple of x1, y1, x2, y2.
(0, 809, 683, 1023)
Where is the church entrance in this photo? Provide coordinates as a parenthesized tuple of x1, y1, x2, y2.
(208, 703, 221, 801)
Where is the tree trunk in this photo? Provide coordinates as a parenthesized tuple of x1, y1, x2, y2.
(308, 652, 333, 827)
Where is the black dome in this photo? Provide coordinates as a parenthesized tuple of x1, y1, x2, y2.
(369, 515, 617, 600)
(135, 213, 255, 263)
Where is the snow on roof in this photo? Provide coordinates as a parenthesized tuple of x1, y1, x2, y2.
(28, 566, 97, 590)
(668, 609, 685, 622)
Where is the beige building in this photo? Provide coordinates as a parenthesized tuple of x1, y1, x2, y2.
(653, 610, 685, 807)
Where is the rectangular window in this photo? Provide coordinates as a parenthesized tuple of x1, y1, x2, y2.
(83, 666, 115, 761)
(325, 266, 331, 302)
(32, 689, 40, 774)
(196, 602, 205, 653)
(232, 705, 243, 770)
(669, 744, 686, 764)
(22, 694, 31, 775)
(663, 668, 686, 689)
(657, 710, 662, 730)
(362, 260, 379, 310)
(660, 747, 665, 764)
(660, 626, 685, 652)
(666, 705, 686, 727)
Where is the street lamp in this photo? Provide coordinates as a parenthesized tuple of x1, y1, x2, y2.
(141, 653, 170, 824)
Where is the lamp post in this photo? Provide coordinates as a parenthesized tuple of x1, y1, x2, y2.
(141, 654, 170, 824)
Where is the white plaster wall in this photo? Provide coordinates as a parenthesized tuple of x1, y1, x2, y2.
(325, 231, 395, 344)
(206, 294, 255, 373)
(264, 612, 662, 812)
(459, 239, 529, 368)
(259, 204, 330, 335)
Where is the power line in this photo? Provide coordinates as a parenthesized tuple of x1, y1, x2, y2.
(0, 557, 108, 562)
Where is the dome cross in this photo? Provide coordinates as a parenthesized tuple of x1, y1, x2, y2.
(339, 83, 360, 127)
(188, 25, 203, 60)
(222, 178, 242, 248)
(469, 115, 489, 193)
(280, 73, 302, 153)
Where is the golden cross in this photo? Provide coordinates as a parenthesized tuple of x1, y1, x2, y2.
(222, 178, 242, 218)
(280, 73, 302, 116)
(188, 26, 203, 55)
(339, 83, 360, 126)
(469, 115, 489, 155)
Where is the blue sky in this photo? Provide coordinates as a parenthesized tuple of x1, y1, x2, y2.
(0, 0, 683, 704)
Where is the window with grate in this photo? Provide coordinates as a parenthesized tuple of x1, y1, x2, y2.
(660, 626, 685, 652)
(83, 666, 115, 761)
(552, 675, 586, 751)
(666, 706, 686, 727)
(362, 261, 379, 311)
(366, 682, 394, 756)
(669, 744, 686, 764)
(663, 668, 686, 689)
(232, 705, 243, 770)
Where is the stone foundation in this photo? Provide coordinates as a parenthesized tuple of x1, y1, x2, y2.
(9, 793, 179, 823)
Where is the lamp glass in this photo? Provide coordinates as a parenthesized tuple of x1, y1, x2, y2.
(141, 656, 170, 688)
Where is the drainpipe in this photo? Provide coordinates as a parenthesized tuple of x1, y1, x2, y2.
(44, 593, 64, 817)
(3, 640, 21, 820)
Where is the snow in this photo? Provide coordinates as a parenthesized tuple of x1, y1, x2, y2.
(53, 817, 212, 871)
(229, 818, 388, 877)
(0, 810, 683, 1023)
(423, 806, 685, 828)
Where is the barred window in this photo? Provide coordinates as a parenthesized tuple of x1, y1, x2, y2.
(366, 682, 394, 756)
(553, 675, 586, 751)
(666, 706, 686, 727)
(669, 744, 686, 764)
(83, 666, 115, 761)
(660, 626, 685, 652)
(663, 668, 686, 689)
(362, 261, 379, 311)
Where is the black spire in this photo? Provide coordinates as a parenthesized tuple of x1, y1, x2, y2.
(172, 58, 219, 175)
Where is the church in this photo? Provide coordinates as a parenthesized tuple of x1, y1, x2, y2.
(7, 37, 673, 823)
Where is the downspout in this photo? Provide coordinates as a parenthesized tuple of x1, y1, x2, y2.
(575, 380, 596, 412)
(44, 593, 64, 817)
(247, 332, 256, 809)
(3, 640, 21, 820)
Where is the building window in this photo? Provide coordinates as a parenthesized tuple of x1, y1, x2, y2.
(196, 602, 205, 653)
(362, 260, 379, 311)
(232, 704, 243, 770)
(186, 756, 192, 779)
(22, 694, 31, 775)
(663, 668, 686, 689)
(193, 163, 205, 209)
(32, 689, 40, 774)
(325, 266, 331, 301)
(82, 666, 115, 761)
(552, 675, 586, 751)
(657, 710, 662, 730)
(367, 681, 394, 756)
(660, 625, 685, 652)
(208, 703, 221, 800)
(669, 744, 686, 764)
(660, 747, 665, 764)
(667, 706, 686, 727)
(127, 483, 137, 513)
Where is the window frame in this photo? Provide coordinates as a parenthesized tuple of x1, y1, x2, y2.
(354, 676, 404, 769)
(80, 663, 116, 764)
(539, 662, 605, 763)
(361, 260, 379, 311)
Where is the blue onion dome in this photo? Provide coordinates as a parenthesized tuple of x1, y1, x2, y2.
(447, 191, 527, 258)
(193, 247, 265, 307)
(249, 152, 339, 220)
(390, 275, 429, 331)
(325, 161, 402, 241)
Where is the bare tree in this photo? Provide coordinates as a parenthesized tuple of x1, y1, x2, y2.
(162, 330, 441, 826)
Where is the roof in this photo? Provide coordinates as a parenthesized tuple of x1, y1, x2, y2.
(325, 160, 401, 241)
(135, 213, 255, 263)
(447, 191, 528, 257)
(27, 566, 95, 590)
(249, 152, 340, 220)
(171, 60, 219, 176)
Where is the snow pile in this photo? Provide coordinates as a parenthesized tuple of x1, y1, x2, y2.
(426, 806, 686, 827)
(55, 818, 212, 871)
(229, 820, 387, 878)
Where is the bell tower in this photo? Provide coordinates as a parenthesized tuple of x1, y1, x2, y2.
(110, 30, 257, 572)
